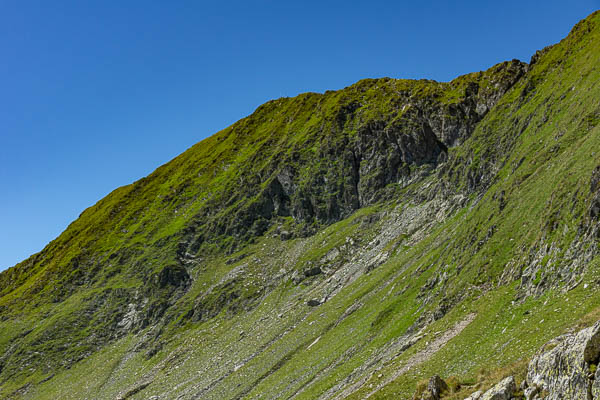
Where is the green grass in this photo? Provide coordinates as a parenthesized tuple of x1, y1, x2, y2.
(2, 9, 600, 400)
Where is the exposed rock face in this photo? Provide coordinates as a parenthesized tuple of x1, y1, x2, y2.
(592, 365, 600, 398)
(152, 264, 190, 289)
(182, 60, 528, 252)
(480, 376, 516, 400)
(465, 390, 483, 400)
(589, 165, 600, 219)
(525, 321, 600, 399)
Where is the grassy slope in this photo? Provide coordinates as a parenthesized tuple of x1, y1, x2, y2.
(0, 45, 521, 398)
(1, 10, 600, 400)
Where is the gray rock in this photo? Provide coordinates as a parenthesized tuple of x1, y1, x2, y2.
(592, 363, 600, 398)
(416, 375, 448, 400)
(427, 375, 448, 400)
(303, 266, 322, 277)
(152, 264, 190, 289)
(526, 320, 600, 400)
(480, 376, 516, 400)
(523, 386, 539, 400)
(291, 270, 303, 285)
(520, 378, 528, 391)
(465, 390, 483, 400)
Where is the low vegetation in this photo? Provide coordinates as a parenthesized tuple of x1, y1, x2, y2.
(0, 10, 599, 400)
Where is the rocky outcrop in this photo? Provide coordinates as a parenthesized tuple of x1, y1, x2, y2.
(435, 376, 515, 400)
(524, 321, 600, 399)
(181, 60, 528, 253)
(593, 364, 600, 398)
(480, 376, 516, 400)
(465, 390, 483, 400)
(151, 264, 190, 290)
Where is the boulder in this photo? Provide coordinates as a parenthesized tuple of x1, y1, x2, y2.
(526, 321, 600, 399)
(416, 375, 448, 400)
(291, 270, 301, 284)
(307, 299, 321, 307)
(465, 390, 483, 400)
(480, 376, 516, 400)
(304, 266, 322, 277)
(426, 375, 448, 400)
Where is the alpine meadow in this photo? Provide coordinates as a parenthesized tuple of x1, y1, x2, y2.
(2, 9, 600, 400)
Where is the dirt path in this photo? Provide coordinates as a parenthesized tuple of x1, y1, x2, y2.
(361, 313, 477, 398)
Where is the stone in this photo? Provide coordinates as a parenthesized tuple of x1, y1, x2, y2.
(589, 193, 600, 218)
(526, 320, 600, 399)
(426, 375, 448, 400)
(523, 386, 539, 400)
(303, 266, 322, 277)
(480, 376, 516, 400)
(465, 390, 483, 400)
(590, 165, 600, 193)
(291, 270, 303, 285)
(592, 363, 600, 399)
(416, 375, 448, 400)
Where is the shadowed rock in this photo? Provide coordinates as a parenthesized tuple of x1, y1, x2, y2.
(415, 375, 448, 400)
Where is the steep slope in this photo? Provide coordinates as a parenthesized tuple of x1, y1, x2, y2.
(0, 54, 525, 397)
(1, 10, 599, 400)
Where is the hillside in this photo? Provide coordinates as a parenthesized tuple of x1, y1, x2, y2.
(1, 10, 599, 400)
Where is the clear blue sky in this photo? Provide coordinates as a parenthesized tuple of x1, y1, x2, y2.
(1, 1, 598, 271)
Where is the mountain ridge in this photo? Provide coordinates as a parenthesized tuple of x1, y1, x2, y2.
(1, 10, 600, 400)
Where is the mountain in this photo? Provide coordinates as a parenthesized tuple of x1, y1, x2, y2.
(1, 10, 599, 400)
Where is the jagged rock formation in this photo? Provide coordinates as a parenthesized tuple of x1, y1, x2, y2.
(459, 377, 517, 400)
(524, 321, 600, 399)
(0, 9, 599, 400)
(481, 377, 516, 400)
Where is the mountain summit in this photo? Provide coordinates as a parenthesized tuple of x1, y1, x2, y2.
(1, 10, 600, 400)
